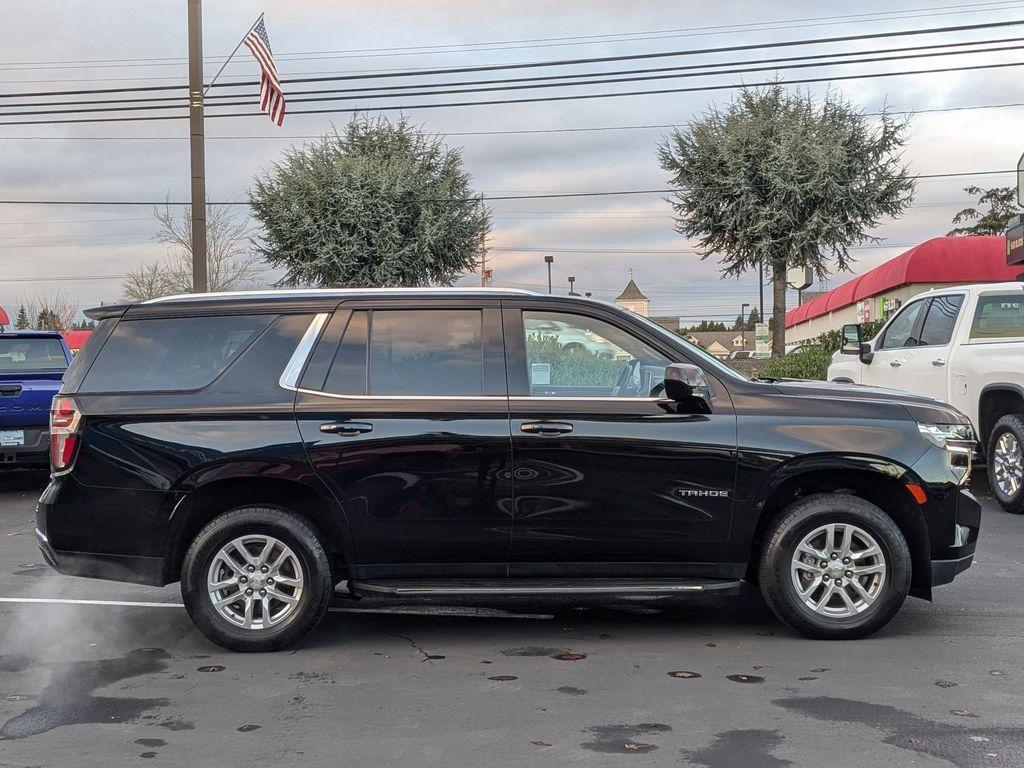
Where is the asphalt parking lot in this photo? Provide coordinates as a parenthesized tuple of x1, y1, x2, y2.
(0, 471, 1021, 768)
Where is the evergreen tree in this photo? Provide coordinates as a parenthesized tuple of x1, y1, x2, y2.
(14, 305, 29, 329)
(659, 84, 914, 356)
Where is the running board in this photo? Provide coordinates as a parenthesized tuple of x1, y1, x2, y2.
(350, 578, 742, 597)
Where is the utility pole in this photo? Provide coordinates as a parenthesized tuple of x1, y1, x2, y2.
(544, 255, 554, 293)
(479, 198, 489, 287)
(758, 262, 764, 318)
(187, 0, 208, 293)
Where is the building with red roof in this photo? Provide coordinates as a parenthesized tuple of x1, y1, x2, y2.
(785, 236, 1024, 342)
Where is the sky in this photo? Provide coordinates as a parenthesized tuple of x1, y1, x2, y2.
(1, 0, 1022, 325)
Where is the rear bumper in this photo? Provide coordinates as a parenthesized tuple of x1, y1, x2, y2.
(36, 527, 164, 586)
(0, 427, 49, 469)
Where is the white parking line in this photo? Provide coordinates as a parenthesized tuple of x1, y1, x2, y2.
(0, 597, 183, 608)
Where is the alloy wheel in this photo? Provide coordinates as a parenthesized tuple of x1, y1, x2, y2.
(993, 432, 1022, 497)
(790, 523, 886, 618)
(207, 534, 305, 631)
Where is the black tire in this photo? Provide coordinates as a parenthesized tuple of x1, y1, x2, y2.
(987, 415, 1024, 515)
(758, 493, 911, 640)
(181, 506, 333, 652)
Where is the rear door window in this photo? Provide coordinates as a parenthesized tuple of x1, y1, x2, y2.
(0, 338, 68, 372)
(81, 314, 273, 393)
(918, 295, 964, 346)
(970, 293, 1024, 340)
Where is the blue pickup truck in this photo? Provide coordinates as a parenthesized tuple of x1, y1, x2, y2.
(0, 330, 72, 470)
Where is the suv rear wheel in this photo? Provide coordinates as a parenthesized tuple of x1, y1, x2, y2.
(181, 506, 333, 652)
(987, 415, 1024, 514)
(758, 493, 911, 640)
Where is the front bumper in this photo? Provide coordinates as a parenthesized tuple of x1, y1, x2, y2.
(929, 486, 982, 588)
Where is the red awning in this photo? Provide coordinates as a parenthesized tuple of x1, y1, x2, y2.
(786, 236, 1019, 328)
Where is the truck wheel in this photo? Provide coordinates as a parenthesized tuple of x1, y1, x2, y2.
(181, 506, 333, 652)
(988, 415, 1024, 514)
(758, 493, 911, 640)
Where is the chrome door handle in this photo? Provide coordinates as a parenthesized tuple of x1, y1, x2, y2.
(932, 358, 947, 366)
(320, 422, 373, 436)
(521, 422, 574, 435)
(889, 360, 902, 368)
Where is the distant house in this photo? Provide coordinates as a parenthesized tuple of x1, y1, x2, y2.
(682, 330, 752, 359)
(614, 279, 650, 316)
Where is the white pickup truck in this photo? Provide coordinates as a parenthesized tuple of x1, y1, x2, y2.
(828, 282, 1024, 514)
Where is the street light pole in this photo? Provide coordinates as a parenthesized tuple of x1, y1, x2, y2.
(544, 255, 554, 294)
(741, 302, 750, 350)
(187, 0, 208, 294)
(568, 275, 577, 295)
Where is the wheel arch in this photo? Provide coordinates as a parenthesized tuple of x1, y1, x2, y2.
(978, 384, 1024, 451)
(163, 473, 352, 585)
(744, 457, 931, 595)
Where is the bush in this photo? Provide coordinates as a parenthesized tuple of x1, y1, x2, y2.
(526, 334, 625, 386)
(759, 320, 884, 381)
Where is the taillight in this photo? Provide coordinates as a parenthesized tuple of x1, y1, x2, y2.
(50, 396, 82, 474)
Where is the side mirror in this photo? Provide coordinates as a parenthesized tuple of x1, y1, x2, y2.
(663, 363, 712, 414)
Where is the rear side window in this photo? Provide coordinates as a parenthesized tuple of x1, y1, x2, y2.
(0, 337, 68, 371)
(970, 293, 1024, 340)
(919, 295, 963, 346)
(81, 314, 273, 393)
(317, 309, 483, 396)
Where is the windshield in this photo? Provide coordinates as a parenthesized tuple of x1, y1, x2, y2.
(630, 313, 749, 381)
(0, 337, 69, 372)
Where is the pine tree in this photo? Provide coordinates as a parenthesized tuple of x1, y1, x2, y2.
(14, 305, 29, 329)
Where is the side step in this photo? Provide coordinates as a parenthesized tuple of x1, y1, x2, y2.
(350, 578, 742, 597)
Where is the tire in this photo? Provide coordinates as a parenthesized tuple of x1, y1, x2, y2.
(181, 506, 333, 652)
(987, 415, 1024, 515)
(758, 493, 911, 640)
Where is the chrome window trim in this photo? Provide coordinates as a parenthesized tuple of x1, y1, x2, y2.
(279, 313, 329, 390)
(285, 386, 666, 403)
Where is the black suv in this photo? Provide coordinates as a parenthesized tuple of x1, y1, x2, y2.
(37, 289, 980, 651)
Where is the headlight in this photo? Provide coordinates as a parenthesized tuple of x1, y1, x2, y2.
(917, 423, 975, 449)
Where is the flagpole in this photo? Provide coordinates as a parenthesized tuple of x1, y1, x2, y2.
(187, 0, 208, 293)
(203, 13, 264, 97)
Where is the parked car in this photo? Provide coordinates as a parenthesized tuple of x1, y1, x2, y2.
(38, 289, 979, 651)
(829, 282, 1024, 514)
(728, 350, 756, 360)
(0, 330, 72, 470)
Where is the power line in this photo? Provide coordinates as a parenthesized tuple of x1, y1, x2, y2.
(4, 16, 1023, 101)
(17, 34, 1021, 113)
(0, 168, 1013, 206)
(4, 0, 1021, 72)
(0, 100, 1020, 142)
(5, 58, 1023, 127)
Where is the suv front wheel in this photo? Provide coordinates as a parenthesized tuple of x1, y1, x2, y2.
(181, 506, 334, 652)
(758, 493, 911, 640)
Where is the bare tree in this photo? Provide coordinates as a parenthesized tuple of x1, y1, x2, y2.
(121, 203, 263, 301)
(20, 290, 80, 332)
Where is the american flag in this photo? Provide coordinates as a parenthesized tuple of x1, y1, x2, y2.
(243, 18, 285, 126)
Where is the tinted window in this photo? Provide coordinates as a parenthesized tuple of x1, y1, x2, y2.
(0, 338, 67, 372)
(82, 314, 272, 392)
(324, 311, 368, 394)
(919, 295, 963, 346)
(970, 293, 1024, 339)
(523, 311, 670, 397)
(880, 300, 927, 350)
(320, 309, 481, 396)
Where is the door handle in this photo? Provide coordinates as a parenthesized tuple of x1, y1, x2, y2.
(320, 421, 373, 436)
(932, 358, 947, 366)
(889, 360, 902, 368)
(521, 421, 574, 435)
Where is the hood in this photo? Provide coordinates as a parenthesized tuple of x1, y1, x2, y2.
(767, 378, 971, 425)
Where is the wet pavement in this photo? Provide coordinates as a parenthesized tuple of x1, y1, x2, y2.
(0, 470, 1022, 767)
